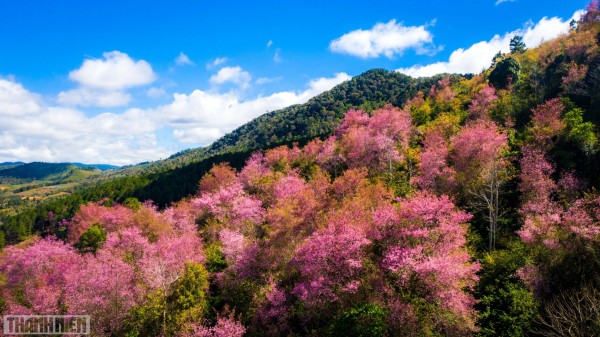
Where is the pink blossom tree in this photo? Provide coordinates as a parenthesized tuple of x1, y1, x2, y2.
(66, 202, 134, 243)
(291, 223, 370, 309)
(64, 250, 142, 336)
(451, 120, 510, 250)
(378, 192, 480, 333)
(335, 105, 412, 176)
(529, 98, 565, 150)
(468, 84, 497, 119)
(412, 129, 456, 193)
(0, 238, 81, 315)
(181, 313, 246, 337)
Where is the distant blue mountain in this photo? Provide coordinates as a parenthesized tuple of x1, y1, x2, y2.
(0, 162, 120, 180)
(72, 163, 120, 171)
(0, 162, 24, 167)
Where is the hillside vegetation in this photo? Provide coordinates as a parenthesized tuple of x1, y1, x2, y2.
(2, 5, 600, 336)
(0, 70, 449, 244)
(0, 163, 120, 219)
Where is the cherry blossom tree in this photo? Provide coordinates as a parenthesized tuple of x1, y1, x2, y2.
(291, 223, 370, 308)
(468, 84, 497, 119)
(451, 120, 510, 250)
(64, 250, 141, 336)
(0, 238, 81, 315)
(412, 129, 456, 193)
(378, 192, 480, 333)
(529, 98, 565, 150)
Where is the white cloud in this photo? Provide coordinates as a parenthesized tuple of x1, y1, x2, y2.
(206, 57, 228, 69)
(495, 0, 515, 5)
(57, 88, 131, 107)
(397, 10, 584, 77)
(58, 51, 156, 108)
(330, 19, 435, 59)
(0, 71, 351, 164)
(158, 72, 351, 145)
(69, 51, 156, 90)
(0, 79, 42, 116)
(175, 52, 194, 66)
(267, 40, 273, 48)
(0, 78, 169, 166)
(256, 77, 283, 85)
(147, 87, 167, 98)
(304, 72, 352, 96)
(209, 66, 252, 89)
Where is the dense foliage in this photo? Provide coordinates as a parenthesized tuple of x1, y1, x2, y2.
(0, 70, 450, 246)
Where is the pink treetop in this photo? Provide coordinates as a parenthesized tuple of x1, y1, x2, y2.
(562, 63, 589, 95)
(139, 233, 204, 292)
(238, 152, 270, 189)
(430, 77, 455, 104)
(468, 84, 497, 119)
(255, 279, 290, 335)
(451, 119, 508, 186)
(291, 223, 370, 308)
(315, 136, 340, 169)
(583, 0, 600, 22)
(379, 192, 479, 329)
(198, 163, 238, 194)
(64, 250, 142, 336)
(335, 109, 370, 138)
(186, 314, 246, 337)
(369, 104, 412, 148)
(67, 202, 134, 243)
(335, 105, 412, 173)
(269, 173, 319, 226)
(193, 182, 265, 228)
(529, 98, 565, 149)
(264, 145, 302, 170)
(413, 129, 456, 193)
(103, 226, 152, 265)
(0, 238, 82, 314)
(161, 203, 201, 235)
(519, 146, 557, 214)
(219, 228, 248, 265)
(330, 168, 369, 200)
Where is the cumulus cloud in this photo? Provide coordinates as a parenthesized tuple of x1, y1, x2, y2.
(58, 51, 156, 107)
(209, 66, 252, 89)
(330, 19, 436, 59)
(69, 51, 155, 90)
(57, 88, 131, 107)
(0, 78, 42, 116)
(0, 78, 169, 166)
(0, 71, 351, 164)
(175, 52, 194, 66)
(256, 77, 283, 85)
(147, 87, 167, 98)
(397, 11, 584, 77)
(159, 72, 351, 144)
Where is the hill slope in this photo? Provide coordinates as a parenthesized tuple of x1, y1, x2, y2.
(0, 162, 117, 181)
(0, 69, 452, 242)
(120, 69, 455, 174)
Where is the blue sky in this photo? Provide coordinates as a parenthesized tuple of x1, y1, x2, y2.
(0, 0, 589, 165)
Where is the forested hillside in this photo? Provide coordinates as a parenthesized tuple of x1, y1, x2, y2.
(2, 4, 600, 336)
(0, 70, 449, 245)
